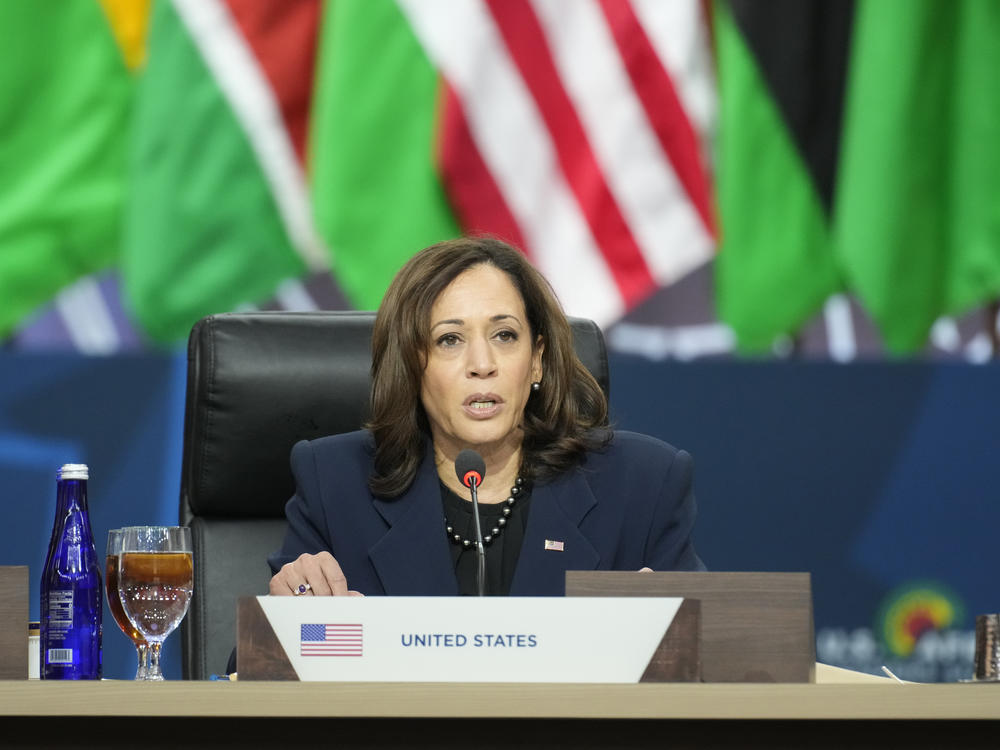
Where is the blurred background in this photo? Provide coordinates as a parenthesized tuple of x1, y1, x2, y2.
(2, 0, 997, 680)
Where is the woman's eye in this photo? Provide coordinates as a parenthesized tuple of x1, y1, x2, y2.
(496, 330, 518, 342)
(437, 333, 461, 347)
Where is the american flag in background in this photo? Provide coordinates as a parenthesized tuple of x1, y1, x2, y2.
(397, 0, 717, 327)
(300, 623, 363, 657)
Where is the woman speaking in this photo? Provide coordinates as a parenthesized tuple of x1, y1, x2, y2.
(268, 236, 704, 597)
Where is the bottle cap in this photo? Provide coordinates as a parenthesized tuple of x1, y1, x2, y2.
(58, 464, 89, 480)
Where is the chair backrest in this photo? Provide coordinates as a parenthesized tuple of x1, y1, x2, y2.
(178, 310, 609, 679)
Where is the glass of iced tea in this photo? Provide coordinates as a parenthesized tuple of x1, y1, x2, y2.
(106, 528, 150, 679)
(118, 526, 193, 681)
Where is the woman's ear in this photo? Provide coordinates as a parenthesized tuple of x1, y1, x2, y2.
(532, 335, 545, 383)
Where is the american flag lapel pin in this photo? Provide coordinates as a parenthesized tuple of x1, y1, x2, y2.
(544, 539, 564, 552)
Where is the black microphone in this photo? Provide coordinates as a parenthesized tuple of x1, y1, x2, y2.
(455, 450, 487, 597)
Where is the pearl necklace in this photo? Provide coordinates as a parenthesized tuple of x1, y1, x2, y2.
(445, 476, 525, 548)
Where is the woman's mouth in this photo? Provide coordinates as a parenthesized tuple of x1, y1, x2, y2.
(463, 394, 502, 418)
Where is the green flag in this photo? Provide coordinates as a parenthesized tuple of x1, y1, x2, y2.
(716, 0, 1000, 354)
(835, 0, 1000, 353)
(121, 0, 308, 344)
(0, 1, 132, 337)
(713, 0, 843, 352)
(310, 0, 459, 310)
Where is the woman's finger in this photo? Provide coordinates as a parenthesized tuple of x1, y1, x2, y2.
(294, 553, 330, 596)
(269, 561, 302, 596)
(316, 552, 350, 596)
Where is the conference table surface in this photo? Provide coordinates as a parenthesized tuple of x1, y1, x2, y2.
(2, 677, 999, 719)
(2, 674, 999, 749)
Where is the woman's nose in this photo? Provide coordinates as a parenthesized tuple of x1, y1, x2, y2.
(466, 337, 497, 377)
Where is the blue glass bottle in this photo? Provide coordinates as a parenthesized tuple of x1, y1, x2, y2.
(40, 464, 102, 679)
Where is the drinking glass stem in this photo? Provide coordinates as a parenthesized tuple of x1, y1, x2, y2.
(136, 642, 149, 680)
(147, 642, 164, 681)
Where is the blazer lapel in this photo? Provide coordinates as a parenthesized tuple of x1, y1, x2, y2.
(510, 470, 601, 595)
(368, 447, 458, 595)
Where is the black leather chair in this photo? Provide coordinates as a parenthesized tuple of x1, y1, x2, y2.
(177, 311, 609, 679)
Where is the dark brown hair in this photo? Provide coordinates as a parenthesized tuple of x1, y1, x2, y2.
(366, 236, 609, 498)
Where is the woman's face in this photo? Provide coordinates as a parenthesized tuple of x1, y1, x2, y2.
(420, 264, 543, 461)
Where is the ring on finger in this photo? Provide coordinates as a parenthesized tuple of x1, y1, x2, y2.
(294, 582, 312, 596)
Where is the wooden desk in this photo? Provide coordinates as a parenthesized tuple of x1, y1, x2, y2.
(1, 680, 998, 749)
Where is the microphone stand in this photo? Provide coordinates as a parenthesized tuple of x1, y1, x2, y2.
(468, 477, 486, 597)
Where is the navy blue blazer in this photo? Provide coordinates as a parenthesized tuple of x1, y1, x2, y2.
(268, 429, 705, 595)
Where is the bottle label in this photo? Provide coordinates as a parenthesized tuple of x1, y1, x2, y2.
(47, 591, 74, 636)
(46, 648, 74, 664)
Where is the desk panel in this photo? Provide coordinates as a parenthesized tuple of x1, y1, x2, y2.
(1, 681, 998, 749)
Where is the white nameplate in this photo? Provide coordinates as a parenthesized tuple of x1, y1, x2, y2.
(248, 596, 686, 683)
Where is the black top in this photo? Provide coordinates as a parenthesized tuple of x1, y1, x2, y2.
(440, 481, 532, 595)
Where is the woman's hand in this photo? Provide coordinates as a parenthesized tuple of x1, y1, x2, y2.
(269, 551, 363, 596)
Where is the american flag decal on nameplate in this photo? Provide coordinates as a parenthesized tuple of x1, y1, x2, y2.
(300, 623, 363, 657)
